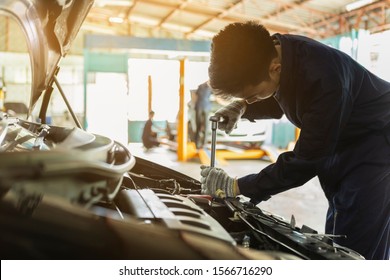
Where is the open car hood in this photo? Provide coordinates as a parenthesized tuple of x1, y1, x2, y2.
(0, 0, 94, 114)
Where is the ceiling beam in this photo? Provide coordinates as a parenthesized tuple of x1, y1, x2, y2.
(155, 0, 190, 29)
(132, 0, 318, 35)
(185, 0, 245, 37)
(252, 0, 312, 29)
(125, 0, 138, 19)
(262, 0, 310, 19)
(86, 0, 390, 40)
(309, 0, 389, 37)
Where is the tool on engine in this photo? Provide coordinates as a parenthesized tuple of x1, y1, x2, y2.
(209, 115, 227, 199)
(209, 115, 220, 168)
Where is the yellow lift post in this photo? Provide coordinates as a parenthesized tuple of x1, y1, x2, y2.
(177, 58, 197, 162)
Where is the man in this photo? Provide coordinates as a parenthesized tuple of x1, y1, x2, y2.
(194, 81, 213, 148)
(142, 110, 160, 150)
(200, 21, 389, 260)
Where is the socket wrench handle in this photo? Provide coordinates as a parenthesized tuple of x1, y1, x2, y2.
(209, 115, 221, 167)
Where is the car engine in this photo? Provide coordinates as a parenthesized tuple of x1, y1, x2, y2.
(0, 114, 363, 260)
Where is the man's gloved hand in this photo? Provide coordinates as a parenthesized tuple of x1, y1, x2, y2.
(200, 165, 239, 198)
(214, 100, 247, 134)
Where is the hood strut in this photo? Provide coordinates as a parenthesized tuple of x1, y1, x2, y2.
(38, 66, 82, 129)
(53, 75, 83, 129)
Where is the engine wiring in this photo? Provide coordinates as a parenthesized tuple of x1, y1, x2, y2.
(237, 211, 309, 259)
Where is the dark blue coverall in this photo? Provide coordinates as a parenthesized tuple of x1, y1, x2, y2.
(237, 34, 390, 260)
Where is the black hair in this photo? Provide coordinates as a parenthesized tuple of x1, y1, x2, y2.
(208, 21, 277, 98)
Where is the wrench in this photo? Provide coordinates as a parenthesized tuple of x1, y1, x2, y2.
(209, 115, 226, 198)
(209, 115, 220, 167)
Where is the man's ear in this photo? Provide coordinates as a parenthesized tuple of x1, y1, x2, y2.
(269, 59, 281, 79)
(269, 58, 281, 73)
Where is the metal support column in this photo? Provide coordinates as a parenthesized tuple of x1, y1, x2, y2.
(148, 75, 152, 114)
(177, 58, 188, 161)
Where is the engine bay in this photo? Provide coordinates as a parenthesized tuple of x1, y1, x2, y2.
(0, 114, 363, 260)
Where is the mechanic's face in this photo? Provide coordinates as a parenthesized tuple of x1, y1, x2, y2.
(241, 79, 279, 104)
(239, 54, 281, 104)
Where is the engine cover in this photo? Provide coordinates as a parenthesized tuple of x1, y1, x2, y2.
(116, 189, 235, 244)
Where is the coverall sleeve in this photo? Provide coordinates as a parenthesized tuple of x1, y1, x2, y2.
(238, 77, 353, 202)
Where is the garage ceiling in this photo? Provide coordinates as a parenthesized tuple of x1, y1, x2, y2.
(84, 0, 390, 40)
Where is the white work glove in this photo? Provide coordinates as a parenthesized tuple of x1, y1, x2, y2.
(214, 100, 247, 134)
(200, 165, 239, 198)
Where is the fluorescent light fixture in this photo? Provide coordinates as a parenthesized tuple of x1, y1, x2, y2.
(346, 0, 373, 11)
(96, 0, 133, 7)
(192, 30, 216, 39)
(109, 17, 124, 23)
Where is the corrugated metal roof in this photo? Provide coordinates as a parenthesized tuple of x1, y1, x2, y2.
(85, 0, 390, 40)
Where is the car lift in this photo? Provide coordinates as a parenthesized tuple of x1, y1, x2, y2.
(198, 144, 279, 165)
(196, 117, 280, 166)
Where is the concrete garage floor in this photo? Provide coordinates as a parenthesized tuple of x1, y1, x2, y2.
(128, 143, 329, 233)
